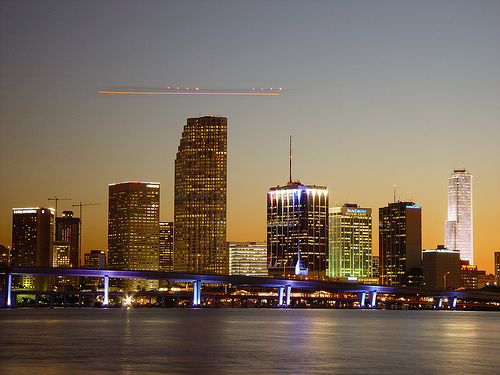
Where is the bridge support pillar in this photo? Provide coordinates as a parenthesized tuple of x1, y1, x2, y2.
(357, 292, 366, 308)
(369, 291, 377, 308)
(192, 280, 201, 307)
(277, 286, 285, 307)
(433, 297, 443, 309)
(449, 297, 458, 309)
(5, 273, 12, 308)
(103, 275, 109, 307)
(285, 285, 291, 307)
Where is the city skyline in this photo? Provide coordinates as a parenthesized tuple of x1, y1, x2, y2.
(1, 1, 499, 273)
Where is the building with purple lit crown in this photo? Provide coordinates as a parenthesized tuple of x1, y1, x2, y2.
(267, 181, 329, 277)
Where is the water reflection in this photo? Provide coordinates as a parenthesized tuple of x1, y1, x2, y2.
(1, 309, 500, 374)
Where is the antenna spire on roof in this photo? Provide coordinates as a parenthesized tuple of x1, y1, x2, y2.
(289, 133, 292, 183)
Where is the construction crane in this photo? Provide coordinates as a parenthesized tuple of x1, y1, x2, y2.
(47, 195, 72, 219)
(72, 202, 100, 267)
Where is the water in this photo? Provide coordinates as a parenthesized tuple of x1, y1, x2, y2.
(1, 308, 500, 374)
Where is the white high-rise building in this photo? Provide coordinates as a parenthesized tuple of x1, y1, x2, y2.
(444, 169, 473, 264)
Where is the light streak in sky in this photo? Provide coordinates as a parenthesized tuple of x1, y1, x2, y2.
(98, 91, 280, 96)
(98, 87, 283, 96)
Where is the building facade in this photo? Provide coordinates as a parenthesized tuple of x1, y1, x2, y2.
(174, 116, 227, 274)
(85, 250, 107, 269)
(328, 204, 372, 278)
(379, 202, 422, 286)
(228, 242, 267, 277)
(495, 252, 500, 285)
(267, 181, 329, 277)
(461, 264, 478, 290)
(159, 222, 174, 272)
(108, 181, 160, 291)
(11, 207, 54, 290)
(445, 169, 473, 264)
(422, 246, 461, 289)
(56, 210, 80, 268)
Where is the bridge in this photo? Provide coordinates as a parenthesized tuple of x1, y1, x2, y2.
(2, 267, 500, 309)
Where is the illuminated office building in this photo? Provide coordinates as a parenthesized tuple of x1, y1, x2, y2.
(174, 116, 227, 274)
(53, 241, 70, 268)
(379, 202, 422, 286)
(56, 211, 80, 268)
(328, 204, 372, 278)
(85, 250, 106, 269)
(495, 252, 500, 285)
(159, 222, 173, 272)
(267, 181, 329, 277)
(11, 207, 54, 290)
(461, 264, 478, 290)
(108, 181, 160, 291)
(82, 250, 107, 289)
(52, 240, 77, 289)
(372, 256, 380, 278)
(228, 242, 267, 277)
(445, 169, 473, 264)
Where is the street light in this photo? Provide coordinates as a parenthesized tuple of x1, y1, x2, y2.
(444, 271, 450, 289)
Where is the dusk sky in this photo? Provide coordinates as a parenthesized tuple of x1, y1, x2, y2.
(1, 1, 499, 272)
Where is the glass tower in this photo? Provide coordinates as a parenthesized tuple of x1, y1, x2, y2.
(328, 204, 372, 278)
(444, 169, 473, 264)
(108, 181, 160, 291)
(267, 181, 329, 277)
(174, 116, 227, 274)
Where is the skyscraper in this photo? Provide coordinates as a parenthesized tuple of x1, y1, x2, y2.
(328, 204, 372, 278)
(11, 207, 54, 290)
(108, 181, 160, 291)
(267, 181, 329, 277)
(174, 116, 227, 274)
(445, 169, 473, 264)
(422, 246, 461, 289)
(55, 211, 80, 268)
(379, 202, 422, 286)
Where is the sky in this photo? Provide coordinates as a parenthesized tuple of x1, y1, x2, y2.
(1, 1, 499, 273)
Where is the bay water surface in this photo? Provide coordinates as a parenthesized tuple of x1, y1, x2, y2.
(1, 308, 499, 374)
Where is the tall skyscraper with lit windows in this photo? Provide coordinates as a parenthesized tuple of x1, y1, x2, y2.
(379, 202, 422, 286)
(267, 181, 329, 277)
(174, 116, 227, 274)
(328, 204, 372, 278)
(108, 181, 160, 291)
(56, 211, 80, 268)
(445, 169, 473, 264)
(11, 207, 54, 290)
